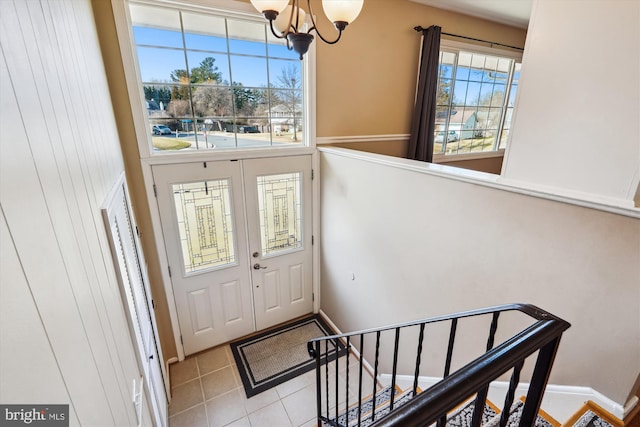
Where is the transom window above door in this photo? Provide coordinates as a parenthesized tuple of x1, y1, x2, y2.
(128, 2, 306, 153)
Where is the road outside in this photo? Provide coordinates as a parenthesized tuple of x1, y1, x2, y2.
(151, 130, 304, 151)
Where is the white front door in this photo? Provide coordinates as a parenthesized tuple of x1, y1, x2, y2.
(153, 156, 313, 356)
(154, 161, 254, 356)
(243, 156, 313, 330)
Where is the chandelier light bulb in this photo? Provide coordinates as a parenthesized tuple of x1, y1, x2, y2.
(274, 5, 307, 33)
(249, 0, 288, 14)
(321, 0, 364, 24)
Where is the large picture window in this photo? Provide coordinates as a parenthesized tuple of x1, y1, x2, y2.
(129, 2, 304, 152)
(435, 42, 521, 155)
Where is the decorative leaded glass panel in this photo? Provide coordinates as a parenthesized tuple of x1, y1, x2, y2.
(173, 180, 236, 274)
(256, 173, 302, 256)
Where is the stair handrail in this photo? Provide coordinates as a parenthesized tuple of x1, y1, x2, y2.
(308, 303, 561, 345)
(307, 303, 570, 427)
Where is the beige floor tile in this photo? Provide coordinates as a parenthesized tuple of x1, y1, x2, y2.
(169, 404, 208, 427)
(280, 383, 317, 427)
(202, 366, 239, 401)
(224, 417, 251, 427)
(205, 389, 247, 427)
(170, 358, 199, 388)
(248, 401, 293, 427)
(275, 371, 314, 399)
(244, 388, 280, 414)
(169, 378, 204, 416)
(197, 345, 232, 375)
(296, 418, 317, 427)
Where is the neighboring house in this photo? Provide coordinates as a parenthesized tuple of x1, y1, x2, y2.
(260, 103, 302, 135)
(1, 1, 638, 427)
(436, 109, 495, 139)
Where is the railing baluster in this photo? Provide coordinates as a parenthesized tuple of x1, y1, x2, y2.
(334, 339, 339, 423)
(487, 312, 500, 351)
(325, 341, 330, 423)
(389, 328, 401, 411)
(413, 323, 425, 396)
(314, 341, 321, 426)
(499, 360, 524, 427)
(345, 337, 350, 425)
(437, 320, 458, 427)
(444, 318, 458, 378)
(471, 387, 489, 427)
(519, 336, 563, 427)
(371, 330, 381, 423)
(358, 334, 364, 427)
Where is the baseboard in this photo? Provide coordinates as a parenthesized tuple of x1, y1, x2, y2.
(377, 374, 636, 423)
(166, 357, 178, 398)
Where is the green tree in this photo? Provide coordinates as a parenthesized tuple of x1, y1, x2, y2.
(169, 57, 222, 102)
(143, 85, 171, 107)
(169, 69, 190, 100)
(190, 57, 222, 83)
(232, 82, 260, 117)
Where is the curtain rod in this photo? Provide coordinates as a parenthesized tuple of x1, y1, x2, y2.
(413, 26, 524, 51)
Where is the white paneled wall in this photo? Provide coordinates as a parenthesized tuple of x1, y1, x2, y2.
(0, 0, 151, 425)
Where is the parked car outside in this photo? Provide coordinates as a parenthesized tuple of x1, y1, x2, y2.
(434, 130, 459, 143)
(239, 126, 260, 133)
(152, 125, 172, 135)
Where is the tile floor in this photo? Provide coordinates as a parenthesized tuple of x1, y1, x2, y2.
(168, 344, 321, 427)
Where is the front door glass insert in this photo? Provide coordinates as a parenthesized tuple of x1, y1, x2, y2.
(173, 179, 236, 274)
(256, 172, 302, 256)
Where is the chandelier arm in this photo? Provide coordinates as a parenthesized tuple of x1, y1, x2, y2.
(292, 0, 301, 31)
(268, 19, 288, 39)
(310, 25, 344, 44)
(305, 0, 343, 44)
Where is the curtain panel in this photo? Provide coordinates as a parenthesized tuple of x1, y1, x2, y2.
(407, 25, 441, 162)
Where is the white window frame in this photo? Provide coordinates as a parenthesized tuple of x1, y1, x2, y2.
(112, 0, 317, 164)
(433, 39, 522, 162)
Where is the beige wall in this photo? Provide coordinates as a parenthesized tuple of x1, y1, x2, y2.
(92, 0, 178, 361)
(315, 0, 525, 168)
(438, 154, 504, 174)
(319, 148, 640, 410)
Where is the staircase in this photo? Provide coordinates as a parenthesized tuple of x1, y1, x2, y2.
(307, 304, 571, 427)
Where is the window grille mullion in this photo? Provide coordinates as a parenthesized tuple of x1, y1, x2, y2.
(493, 59, 517, 151)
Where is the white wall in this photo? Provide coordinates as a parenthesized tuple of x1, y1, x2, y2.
(502, 0, 640, 207)
(0, 0, 151, 425)
(319, 148, 639, 410)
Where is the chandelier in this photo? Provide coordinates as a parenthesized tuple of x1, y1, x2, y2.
(250, 0, 364, 59)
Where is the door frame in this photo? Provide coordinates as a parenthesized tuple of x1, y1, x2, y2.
(143, 151, 320, 362)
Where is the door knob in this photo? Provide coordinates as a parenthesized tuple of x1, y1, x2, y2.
(253, 263, 267, 270)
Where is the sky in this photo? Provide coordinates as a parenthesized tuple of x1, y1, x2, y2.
(133, 26, 301, 89)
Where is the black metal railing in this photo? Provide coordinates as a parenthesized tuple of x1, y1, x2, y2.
(307, 304, 570, 427)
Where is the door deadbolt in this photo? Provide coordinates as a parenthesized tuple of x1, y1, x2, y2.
(252, 252, 259, 258)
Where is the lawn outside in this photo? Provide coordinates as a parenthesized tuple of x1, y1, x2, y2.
(437, 136, 499, 155)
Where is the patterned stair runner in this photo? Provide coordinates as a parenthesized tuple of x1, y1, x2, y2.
(327, 393, 562, 427)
